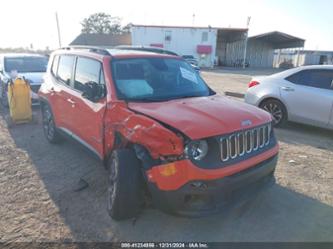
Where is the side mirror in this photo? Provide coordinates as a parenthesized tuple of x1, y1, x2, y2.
(82, 81, 105, 102)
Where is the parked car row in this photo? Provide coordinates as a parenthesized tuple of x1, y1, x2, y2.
(4, 46, 332, 221)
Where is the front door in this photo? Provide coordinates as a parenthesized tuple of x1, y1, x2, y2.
(68, 56, 107, 159)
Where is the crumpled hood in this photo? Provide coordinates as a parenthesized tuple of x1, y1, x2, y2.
(128, 95, 272, 140)
(19, 72, 45, 85)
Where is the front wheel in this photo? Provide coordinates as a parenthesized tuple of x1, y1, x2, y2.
(260, 99, 287, 127)
(107, 149, 144, 220)
(42, 104, 63, 143)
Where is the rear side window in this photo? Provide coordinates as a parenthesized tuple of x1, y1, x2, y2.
(286, 69, 333, 90)
(57, 55, 75, 85)
(74, 57, 104, 92)
(51, 55, 59, 76)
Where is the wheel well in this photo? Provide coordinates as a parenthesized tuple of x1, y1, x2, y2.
(39, 98, 48, 110)
(259, 97, 288, 118)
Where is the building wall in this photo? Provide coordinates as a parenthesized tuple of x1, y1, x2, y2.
(225, 40, 244, 66)
(226, 39, 275, 67)
(216, 41, 227, 66)
(273, 50, 333, 67)
(131, 26, 217, 67)
(247, 40, 274, 67)
(304, 52, 333, 65)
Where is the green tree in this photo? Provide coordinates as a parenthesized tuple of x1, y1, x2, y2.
(122, 23, 133, 33)
(81, 12, 122, 34)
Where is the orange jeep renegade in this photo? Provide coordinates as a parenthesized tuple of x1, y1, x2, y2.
(39, 47, 279, 220)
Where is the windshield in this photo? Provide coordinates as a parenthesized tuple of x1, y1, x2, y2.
(111, 58, 212, 102)
(4, 56, 48, 73)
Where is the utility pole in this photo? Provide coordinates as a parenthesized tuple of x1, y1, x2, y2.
(243, 16, 251, 69)
(55, 12, 62, 48)
(192, 13, 195, 26)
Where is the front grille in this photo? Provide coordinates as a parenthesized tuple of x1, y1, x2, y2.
(220, 123, 271, 162)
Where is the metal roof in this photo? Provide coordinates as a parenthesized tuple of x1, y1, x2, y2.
(70, 33, 131, 47)
(249, 31, 305, 49)
(133, 24, 248, 32)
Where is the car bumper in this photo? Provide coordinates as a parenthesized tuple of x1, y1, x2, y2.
(30, 84, 41, 105)
(244, 91, 261, 106)
(147, 152, 278, 217)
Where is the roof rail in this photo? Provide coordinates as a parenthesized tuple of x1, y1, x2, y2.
(61, 46, 111, 56)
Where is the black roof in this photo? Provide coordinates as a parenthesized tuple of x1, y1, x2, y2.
(249, 31, 305, 49)
(70, 33, 131, 47)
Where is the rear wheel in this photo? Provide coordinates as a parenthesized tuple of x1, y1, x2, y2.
(1, 83, 8, 108)
(107, 148, 144, 220)
(42, 104, 62, 143)
(260, 99, 287, 127)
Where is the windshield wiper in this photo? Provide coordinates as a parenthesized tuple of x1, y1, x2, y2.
(128, 97, 168, 102)
(168, 95, 202, 100)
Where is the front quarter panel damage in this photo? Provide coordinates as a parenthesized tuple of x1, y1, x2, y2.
(105, 102, 184, 159)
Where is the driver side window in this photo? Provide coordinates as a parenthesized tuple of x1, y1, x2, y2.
(74, 57, 105, 93)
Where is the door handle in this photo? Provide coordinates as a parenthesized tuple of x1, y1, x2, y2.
(281, 86, 295, 92)
(50, 87, 55, 95)
(67, 98, 76, 105)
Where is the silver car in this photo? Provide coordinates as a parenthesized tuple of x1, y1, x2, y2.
(245, 65, 333, 129)
(0, 53, 49, 107)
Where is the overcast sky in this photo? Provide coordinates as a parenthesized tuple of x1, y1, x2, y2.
(0, 0, 332, 50)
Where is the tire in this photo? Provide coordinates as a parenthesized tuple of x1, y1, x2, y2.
(5, 115, 13, 128)
(1, 83, 9, 108)
(260, 99, 287, 127)
(42, 104, 63, 143)
(107, 148, 144, 220)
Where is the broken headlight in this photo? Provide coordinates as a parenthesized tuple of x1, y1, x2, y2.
(184, 140, 209, 161)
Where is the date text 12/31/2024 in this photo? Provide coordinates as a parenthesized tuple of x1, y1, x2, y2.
(121, 242, 209, 248)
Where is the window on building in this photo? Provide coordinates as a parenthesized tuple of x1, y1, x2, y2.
(202, 31, 208, 42)
(165, 31, 172, 43)
(57, 55, 75, 85)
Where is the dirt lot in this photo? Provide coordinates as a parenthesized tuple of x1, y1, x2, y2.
(0, 69, 333, 242)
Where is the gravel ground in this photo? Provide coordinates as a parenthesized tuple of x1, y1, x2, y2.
(0, 69, 332, 242)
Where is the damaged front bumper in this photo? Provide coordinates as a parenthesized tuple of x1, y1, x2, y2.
(146, 146, 278, 217)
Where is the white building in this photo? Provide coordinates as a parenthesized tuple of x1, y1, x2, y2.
(131, 25, 219, 67)
(131, 25, 305, 68)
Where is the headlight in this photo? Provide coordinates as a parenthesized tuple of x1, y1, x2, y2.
(185, 140, 208, 161)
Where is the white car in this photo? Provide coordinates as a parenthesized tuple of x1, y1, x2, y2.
(0, 53, 49, 107)
(245, 65, 333, 129)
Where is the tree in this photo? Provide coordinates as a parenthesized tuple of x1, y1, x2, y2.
(122, 23, 133, 34)
(81, 12, 122, 34)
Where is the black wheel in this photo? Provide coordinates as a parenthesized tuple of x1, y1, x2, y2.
(1, 83, 8, 108)
(42, 104, 62, 143)
(107, 148, 144, 220)
(260, 99, 287, 127)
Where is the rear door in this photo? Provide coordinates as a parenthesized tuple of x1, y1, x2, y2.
(281, 69, 333, 127)
(49, 55, 76, 130)
(68, 56, 107, 158)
